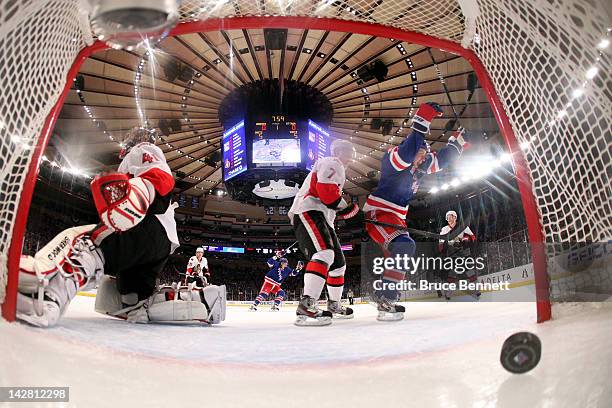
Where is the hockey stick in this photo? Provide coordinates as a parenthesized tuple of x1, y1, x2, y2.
(427, 48, 478, 136)
(364, 211, 473, 242)
(283, 241, 298, 253)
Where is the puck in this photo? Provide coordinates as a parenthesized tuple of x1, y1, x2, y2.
(500, 332, 541, 374)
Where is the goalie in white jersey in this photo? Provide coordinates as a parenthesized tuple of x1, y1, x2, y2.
(288, 139, 360, 326)
(16, 127, 226, 327)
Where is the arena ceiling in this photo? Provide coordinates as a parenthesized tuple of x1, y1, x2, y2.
(53, 27, 500, 197)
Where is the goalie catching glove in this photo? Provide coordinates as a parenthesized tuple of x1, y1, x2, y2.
(336, 202, 359, 220)
(91, 173, 155, 232)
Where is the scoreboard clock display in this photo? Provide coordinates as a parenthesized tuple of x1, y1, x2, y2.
(252, 115, 301, 165)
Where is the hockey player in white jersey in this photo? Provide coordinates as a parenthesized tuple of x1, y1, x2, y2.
(288, 139, 360, 326)
(16, 127, 226, 327)
(185, 247, 209, 286)
(437, 210, 479, 300)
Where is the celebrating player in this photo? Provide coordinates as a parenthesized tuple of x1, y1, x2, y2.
(185, 247, 210, 287)
(437, 210, 479, 300)
(364, 102, 470, 321)
(249, 258, 303, 312)
(16, 127, 226, 327)
(288, 139, 359, 326)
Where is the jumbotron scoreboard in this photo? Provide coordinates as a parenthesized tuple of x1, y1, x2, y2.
(221, 115, 332, 203)
(222, 115, 331, 180)
(252, 115, 301, 166)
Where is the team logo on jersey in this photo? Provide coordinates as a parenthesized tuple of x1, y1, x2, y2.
(142, 153, 158, 163)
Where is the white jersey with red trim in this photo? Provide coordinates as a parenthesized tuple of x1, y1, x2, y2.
(439, 225, 475, 244)
(118, 142, 179, 252)
(186, 256, 208, 275)
(288, 156, 346, 227)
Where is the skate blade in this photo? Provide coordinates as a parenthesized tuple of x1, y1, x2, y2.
(294, 315, 332, 326)
(270, 309, 279, 312)
(332, 313, 354, 319)
(248, 308, 257, 312)
(377, 311, 404, 322)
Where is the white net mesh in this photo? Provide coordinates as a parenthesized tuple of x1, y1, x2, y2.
(0, 0, 86, 303)
(0, 0, 609, 306)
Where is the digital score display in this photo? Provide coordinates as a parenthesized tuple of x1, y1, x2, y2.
(222, 120, 248, 181)
(252, 115, 301, 165)
(306, 119, 330, 171)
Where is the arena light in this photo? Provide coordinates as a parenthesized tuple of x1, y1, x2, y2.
(450, 178, 460, 187)
(572, 88, 584, 98)
(440, 183, 449, 190)
(597, 38, 609, 49)
(585, 66, 598, 79)
(430, 187, 439, 194)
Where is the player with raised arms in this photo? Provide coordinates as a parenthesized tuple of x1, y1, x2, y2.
(15, 127, 226, 327)
(364, 102, 471, 321)
(249, 257, 303, 312)
(288, 139, 360, 326)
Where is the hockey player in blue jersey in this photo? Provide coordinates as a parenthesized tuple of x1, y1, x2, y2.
(364, 102, 470, 321)
(250, 258, 303, 311)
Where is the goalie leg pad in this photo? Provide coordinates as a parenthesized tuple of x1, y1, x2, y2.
(201, 285, 227, 324)
(94, 275, 123, 315)
(146, 300, 209, 323)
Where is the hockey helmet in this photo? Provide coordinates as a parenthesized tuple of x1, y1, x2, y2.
(119, 126, 160, 159)
(196, 247, 204, 253)
(279, 257, 289, 265)
(331, 139, 356, 163)
(446, 210, 458, 221)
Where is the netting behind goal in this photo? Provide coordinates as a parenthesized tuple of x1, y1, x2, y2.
(0, 0, 609, 320)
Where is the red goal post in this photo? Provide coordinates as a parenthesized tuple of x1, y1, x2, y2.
(0, 15, 553, 322)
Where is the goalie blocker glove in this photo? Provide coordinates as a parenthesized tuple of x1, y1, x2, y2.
(91, 172, 155, 232)
(411, 102, 443, 134)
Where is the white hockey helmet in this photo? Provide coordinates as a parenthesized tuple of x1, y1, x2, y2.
(331, 139, 356, 164)
(196, 247, 204, 253)
(445, 210, 458, 221)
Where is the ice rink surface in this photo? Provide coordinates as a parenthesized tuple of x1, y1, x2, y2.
(1, 296, 611, 408)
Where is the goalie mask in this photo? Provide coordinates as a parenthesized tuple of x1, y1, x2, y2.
(119, 127, 160, 159)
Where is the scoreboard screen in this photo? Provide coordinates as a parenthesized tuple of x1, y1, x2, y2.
(222, 120, 248, 181)
(252, 115, 301, 165)
(306, 119, 330, 171)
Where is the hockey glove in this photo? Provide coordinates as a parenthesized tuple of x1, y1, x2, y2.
(336, 202, 360, 220)
(91, 173, 155, 232)
(411, 102, 443, 134)
(447, 127, 470, 152)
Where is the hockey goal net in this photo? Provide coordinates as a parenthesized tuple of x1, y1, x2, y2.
(0, 0, 609, 322)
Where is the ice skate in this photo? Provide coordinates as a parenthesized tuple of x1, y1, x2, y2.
(270, 304, 280, 312)
(295, 296, 332, 326)
(249, 305, 257, 312)
(372, 293, 405, 321)
(466, 289, 481, 300)
(327, 300, 354, 319)
(441, 290, 453, 300)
